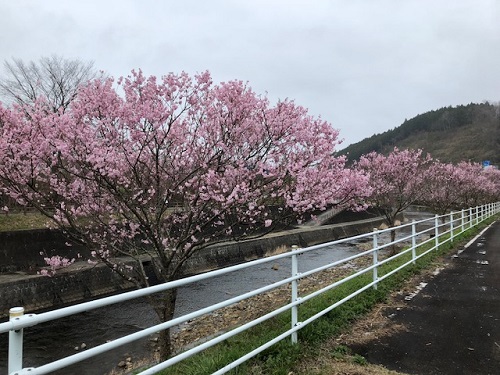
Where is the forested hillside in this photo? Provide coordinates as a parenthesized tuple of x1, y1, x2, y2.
(339, 102, 500, 164)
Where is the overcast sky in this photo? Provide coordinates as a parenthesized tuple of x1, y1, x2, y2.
(1, 0, 499, 147)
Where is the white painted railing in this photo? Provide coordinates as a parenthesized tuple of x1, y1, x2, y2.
(1, 202, 499, 375)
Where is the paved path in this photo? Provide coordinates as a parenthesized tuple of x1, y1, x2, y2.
(351, 220, 500, 375)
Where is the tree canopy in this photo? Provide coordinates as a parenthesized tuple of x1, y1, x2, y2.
(0, 55, 99, 112)
(0, 69, 369, 357)
(1, 66, 498, 358)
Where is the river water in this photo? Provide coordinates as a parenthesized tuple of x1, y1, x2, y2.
(1, 216, 428, 374)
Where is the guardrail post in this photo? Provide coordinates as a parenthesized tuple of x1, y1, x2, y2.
(9, 307, 25, 374)
(469, 207, 473, 228)
(450, 211, 454, 243)
(411, 220, 416, 264)
(372, 228, 378, 290)
(461, 209, 465, 233)
(434, 215, 439, 250)
(291, 245, 300, 344)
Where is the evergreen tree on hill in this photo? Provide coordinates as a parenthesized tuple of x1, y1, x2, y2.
(340, 102, 500, 164)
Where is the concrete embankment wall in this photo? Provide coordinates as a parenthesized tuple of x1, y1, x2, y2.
(0, 217, 386, 319)
(181, 217, 387, 275)
(0, 229, 89, 273)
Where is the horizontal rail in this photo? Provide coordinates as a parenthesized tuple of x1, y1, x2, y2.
(2, 202, 499, 375)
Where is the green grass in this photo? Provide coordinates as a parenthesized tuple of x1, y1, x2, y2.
(0, 211, 54, 232)
(157, 215, 498, 375)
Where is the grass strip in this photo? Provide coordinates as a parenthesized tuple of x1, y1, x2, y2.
(0, 212, 55, 232)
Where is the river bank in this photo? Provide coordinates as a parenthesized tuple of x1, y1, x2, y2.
(0, 214, 389, 318)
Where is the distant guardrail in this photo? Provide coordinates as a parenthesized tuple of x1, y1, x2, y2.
(1, 202, 499, 374)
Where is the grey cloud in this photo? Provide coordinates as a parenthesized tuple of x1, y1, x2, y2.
(1, 0, 499, 146)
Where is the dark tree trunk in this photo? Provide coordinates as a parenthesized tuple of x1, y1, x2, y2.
(150, 288, 178, 360)
(389, 228, 397, 256)
(384, 211, 398, 256)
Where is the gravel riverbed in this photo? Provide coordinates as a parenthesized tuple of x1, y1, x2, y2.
(109, 250, 381, 374)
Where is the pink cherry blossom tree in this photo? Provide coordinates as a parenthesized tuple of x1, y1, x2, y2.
(453, 161, 498, 208)
(0, 70, 369, 358)
(355, 147, 432, 252)
(483, 166, 500, 202)
(423, 161, 499, 219)
(421, 161, 463, 220)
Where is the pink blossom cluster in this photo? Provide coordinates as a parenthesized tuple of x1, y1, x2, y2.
(38, 255, 76, 277)
(355, 147, 500, 225)
(0, 70, 370, 285)
(0, 70, 498, 283)
(355, 148, 433, 224)
(422, 160, 500, 214)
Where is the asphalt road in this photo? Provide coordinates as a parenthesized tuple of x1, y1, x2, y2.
(351, 220, 500, 375)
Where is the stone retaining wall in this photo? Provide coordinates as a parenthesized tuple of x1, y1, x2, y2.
(182, 217, 387, 275)
(0, 217, 386, 318)
(0, 229, 89, 273)
(0, 264, 134, 318)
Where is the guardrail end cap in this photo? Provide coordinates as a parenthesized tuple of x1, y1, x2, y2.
(9, 307, 24, 318)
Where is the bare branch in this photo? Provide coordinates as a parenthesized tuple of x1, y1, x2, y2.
(0, 55, 101, 112)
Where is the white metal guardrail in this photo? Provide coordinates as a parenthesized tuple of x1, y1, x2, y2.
(1, 202, 499, 375)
